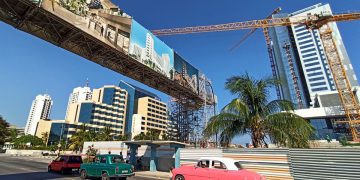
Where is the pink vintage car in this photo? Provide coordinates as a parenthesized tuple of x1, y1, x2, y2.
(171, 157, 265, 180)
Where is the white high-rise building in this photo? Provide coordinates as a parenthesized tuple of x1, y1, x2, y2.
(25, 94, 53, 135)
(65, 86, 92, 119)
(145, 33, 154, 59)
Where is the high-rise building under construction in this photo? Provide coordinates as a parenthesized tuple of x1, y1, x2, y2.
(269, 3, 358, 109)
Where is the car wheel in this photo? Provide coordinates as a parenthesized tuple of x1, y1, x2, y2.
(80, 170, 88, 179)
(119, 178, 127, 180)
(175, 174, 185, 180)
(101, 172, 110, 180)
(47, 166, 52, 172)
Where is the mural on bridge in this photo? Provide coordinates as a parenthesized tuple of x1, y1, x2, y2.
(174, 53, 199, 94)
(129, 20, 175, 80)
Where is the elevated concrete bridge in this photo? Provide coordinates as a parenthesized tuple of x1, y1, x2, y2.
(0, 0, 214, 108)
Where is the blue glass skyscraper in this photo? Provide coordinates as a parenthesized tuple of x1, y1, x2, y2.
(269, 3, 358, 109)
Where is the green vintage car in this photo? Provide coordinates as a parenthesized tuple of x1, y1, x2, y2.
(79, 154, 135, 180)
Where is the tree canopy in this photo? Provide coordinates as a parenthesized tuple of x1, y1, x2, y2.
(203, 74, 315, 148)
(0, 115, 10, 145)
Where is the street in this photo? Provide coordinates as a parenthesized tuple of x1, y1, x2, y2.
(0, 155, 164, 180)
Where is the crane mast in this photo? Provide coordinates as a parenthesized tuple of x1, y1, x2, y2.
(152, 12, 360, 141)
(283, 43, 304, 109)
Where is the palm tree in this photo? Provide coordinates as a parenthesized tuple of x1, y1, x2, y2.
(41, 132, 49, 147)
(204, 74, 315, 148)
(0, 115, 10, 146)
(98, 126, 113, 141)
(68, 124, 90, 152)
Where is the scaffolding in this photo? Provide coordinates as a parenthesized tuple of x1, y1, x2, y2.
(283, 42, 304, 109)
(318, 24, 360, 141)
(169, 74, 216, 144)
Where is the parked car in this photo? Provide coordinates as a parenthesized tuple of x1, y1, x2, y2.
(48, 155, 83, 174)
(79, 154, 135, 180)
(171, 157, 265, 180)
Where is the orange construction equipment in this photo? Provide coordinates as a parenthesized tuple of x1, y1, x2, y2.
(283, 43, 304, 109)
(229, 7, 282, 99)
(152, 12, 360, 141)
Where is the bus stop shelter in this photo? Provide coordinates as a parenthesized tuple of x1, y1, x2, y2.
(123, 141, 186, 172)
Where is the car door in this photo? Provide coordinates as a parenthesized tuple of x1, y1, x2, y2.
(54, 156, 65, 171)
(193, 160, 211, 180)
(88, 156, 100, 176)
(51, 156, 61, 171)
(211, 160, 240, 180)
(96, 156, 108, 175)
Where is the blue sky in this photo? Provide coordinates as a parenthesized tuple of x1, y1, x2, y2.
(130, 19, 174, 66)
(0, 1, 359, 144)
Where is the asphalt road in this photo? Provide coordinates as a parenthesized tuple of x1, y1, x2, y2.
(0, 155, 161, 180)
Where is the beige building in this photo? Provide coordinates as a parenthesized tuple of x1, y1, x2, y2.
(35, 119, 66, 145)
(131, 97, 169, 139)
(66, 85, 128, 137)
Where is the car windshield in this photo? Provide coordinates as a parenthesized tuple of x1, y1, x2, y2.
(234, 162, 243, 170)
(111, 155, 124, 163)
(68, 156, 82, 163)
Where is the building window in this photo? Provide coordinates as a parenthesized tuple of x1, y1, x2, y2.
(299, 39, 313, 45)
(298, 35, 312, 41)
(308, 72, 323, 77)
(309, 77, 325, 82)
(306, 67, 321, 72)
(305, 62, 320, 67)
(303, 57, 318, 63)
(312, 87, 328, 92)
(302, 52, 317, 58)
(301, 48, 317, 54)
(296, 31, 310, 37)
(310, 82, 326, 87)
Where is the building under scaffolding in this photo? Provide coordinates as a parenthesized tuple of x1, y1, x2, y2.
(169, 73, 217, 144)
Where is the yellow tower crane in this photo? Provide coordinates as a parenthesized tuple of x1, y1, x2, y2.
(152, 12, 360, 141)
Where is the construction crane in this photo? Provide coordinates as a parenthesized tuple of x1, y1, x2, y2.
(152, 12, 360, 141)
(229, 7, 282, 52)
(229, 7, 283, 99)
(283, 43, 304, 109)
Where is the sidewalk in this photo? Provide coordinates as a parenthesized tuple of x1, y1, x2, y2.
(135, 171, 172, 180)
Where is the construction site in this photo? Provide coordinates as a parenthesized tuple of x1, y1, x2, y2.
(0, 0, 360, 144)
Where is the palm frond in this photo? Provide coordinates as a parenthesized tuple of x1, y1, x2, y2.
(203, 113, 243, 137)
(265, 100, 294, 115)
(264, 112, 315, 148)
(221, 98, 250, 116)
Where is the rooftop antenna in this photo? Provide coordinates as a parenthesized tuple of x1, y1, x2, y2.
(86, 78, 89, 87)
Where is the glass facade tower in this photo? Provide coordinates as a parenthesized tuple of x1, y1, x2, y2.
(269, 3, 358, 108)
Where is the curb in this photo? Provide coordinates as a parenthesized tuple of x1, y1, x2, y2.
(10, 154, 56, 159)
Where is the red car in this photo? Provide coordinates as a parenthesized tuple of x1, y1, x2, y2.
(48, 155, 83, 174)
(171, 157, 265, 180)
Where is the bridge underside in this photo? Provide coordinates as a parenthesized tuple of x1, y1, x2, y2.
(0, 0, 205, 108)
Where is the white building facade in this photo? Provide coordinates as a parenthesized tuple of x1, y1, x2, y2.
(65, 86, 92, 119)
(288, 3, 358, 103)
(24, 94, 53, 135)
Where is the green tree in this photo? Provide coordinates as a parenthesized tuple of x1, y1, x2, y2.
(7, 128, 18, 143)
(117, 133, 130, 141)
(13, 135, 44, 149)
(98, 126, 113, 141)
(68, 124, 89, 152)
(0, 115, 10, 145)
(133, 129, 161, 141)
(68, 124, 99, 152)
(203, 74, 315, 148)
(41, 132, 49, 147)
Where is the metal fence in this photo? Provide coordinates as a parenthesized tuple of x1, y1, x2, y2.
(180, 148, 360, 180)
